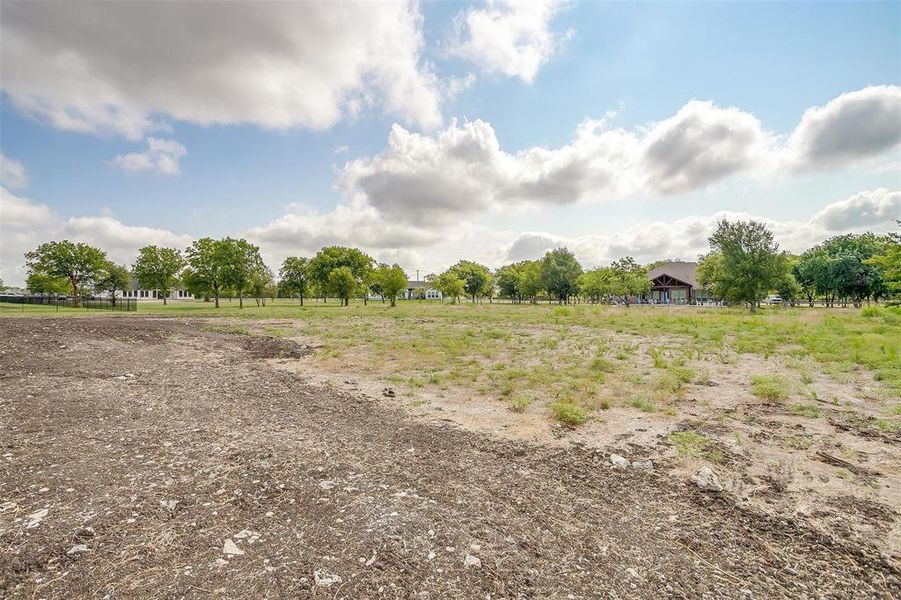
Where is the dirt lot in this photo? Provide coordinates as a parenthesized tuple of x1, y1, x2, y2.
(1, 316, 899, 598)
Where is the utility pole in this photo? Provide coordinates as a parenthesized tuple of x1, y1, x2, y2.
(416, 269, 420, 282)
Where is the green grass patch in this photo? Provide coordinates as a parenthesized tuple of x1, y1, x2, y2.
(627, 397, 656, 412)
(751, 374, 790, 401)
(549, 402, 588, 426)
(790, 403, 822, 418)
(669, 430, 709, 458)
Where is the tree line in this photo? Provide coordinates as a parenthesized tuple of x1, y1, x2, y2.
(17, 219, 901, 311)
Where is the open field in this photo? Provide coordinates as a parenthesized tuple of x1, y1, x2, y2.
(1, 304, 900, 597)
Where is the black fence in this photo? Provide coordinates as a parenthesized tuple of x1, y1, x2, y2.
(0, 295, 137, 312)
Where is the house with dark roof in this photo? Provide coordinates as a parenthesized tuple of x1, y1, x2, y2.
(644, 261, 714, 304)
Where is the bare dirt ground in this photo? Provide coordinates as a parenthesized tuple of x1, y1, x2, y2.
(1, 317, 899, 599)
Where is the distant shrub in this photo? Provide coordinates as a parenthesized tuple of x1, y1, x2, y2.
(550, 402, 587, 426)
(751, 374, 790, 401)
(507, 395, 532, 412)
(628, 398, 656, 412)
(669, 430, 708, 458)
(790, 403, 821, 418)
(861, 306, 883, 318)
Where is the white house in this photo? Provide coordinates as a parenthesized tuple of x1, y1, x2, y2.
(119, 277, 194, 300)
(368, 279, 442, 301)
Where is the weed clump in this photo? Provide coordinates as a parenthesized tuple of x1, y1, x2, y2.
(751, 374, 790, 401)
(790, 403, 821, 418)
(550, 401, 588, 426)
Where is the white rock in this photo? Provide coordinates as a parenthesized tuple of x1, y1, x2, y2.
(427, 551, 436, 560)
(631, 460, 654, 470)
(692, 466, 723, 492)
(223, 539, 244, 556)
(365, 552, 377, 566)
(318, 480, 336, 491)
(314, 569, 342, 587)
(25, 508, 48, 529)
(464, 554, 482, 568)
(213, 558, 228, 567)
(67, 544, 90, 556)
(0, 501, 17, 513)
(609, 454, 630, 468)
(160, 500, 178, 511)
(233, 529, 256, 539)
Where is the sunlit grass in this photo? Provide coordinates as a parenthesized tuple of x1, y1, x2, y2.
(4, 299, 899, 424)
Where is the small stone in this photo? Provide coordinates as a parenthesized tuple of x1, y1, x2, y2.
(470, 543, 482, 552)
(160, 500, 178, 511)
(692, 466, 723, 492)
(464, 554, 482, 568)
(223, 539, 244, 556)
(631, 459, 654, 470)
(314, 569, 342, 587)
(213, 558, 228, 567)
(318, 480, 336, 491)
(382, 387, 396, 398)
(427, 551, 436, 560)
(609, 454, 630, 468)
(67, 544, 90, 556)
(25, 508, 48, 529)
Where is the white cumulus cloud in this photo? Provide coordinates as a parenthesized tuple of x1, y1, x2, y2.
(502, 189, 901, 267)
(0, 154, 29, 189)
(1, 1, 442, 139)
(450, 0, 570, 83)
(811, 188, 900, 231)
(111, 138, 187, 175)
(787, 85, 901, 170)
(0, 186, 192, 286)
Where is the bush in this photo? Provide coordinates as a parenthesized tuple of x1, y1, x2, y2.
(790, 403, 821, 418)
(669, 430, 708, 457)
(751, 374, 790, 401)
(628, 397, 656, 412)
(550, 402, 588, 426)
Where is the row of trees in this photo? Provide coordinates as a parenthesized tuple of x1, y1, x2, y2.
(697, 221, 900, 312)
(20, 220, 900, 311)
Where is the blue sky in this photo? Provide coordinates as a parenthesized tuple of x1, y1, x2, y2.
(1, 1, 899, 285)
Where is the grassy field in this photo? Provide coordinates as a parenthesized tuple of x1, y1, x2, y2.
(4, 298, 899, 419)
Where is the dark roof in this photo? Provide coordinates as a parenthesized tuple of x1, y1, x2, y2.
(406, 280, 428, 288)
(646, 261, 699, 288)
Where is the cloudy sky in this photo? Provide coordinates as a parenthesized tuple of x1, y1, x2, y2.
(1, 0, 900, 286)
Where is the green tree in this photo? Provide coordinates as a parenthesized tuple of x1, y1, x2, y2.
(132, 246, 185, 305)
(707, 219, 788, 313)
(26, 272, 70, 296)
(248, 262, 274, 307)
(495, 262, 523, 302)
(540, 248, 582, 304)
(579, 267, 617, 303)
(867, 223, 901, 299)
(448, 260, 493, 303)
(328, 266, 357, 306)
(219, 238, 263, 309)
(184, 238, 229, 308)
(376, 264, 408, 307)
(518, 260, 544, 303)
(609, 257, 650, 306)
(279, 256, 311, 305)
(95, 262, 131, 306)
(25, 240, 108, 307)
(431, 271, 465, 303)
(309, 246, 374, 303)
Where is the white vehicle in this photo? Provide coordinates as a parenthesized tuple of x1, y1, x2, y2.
(766, 295, 783, 305)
